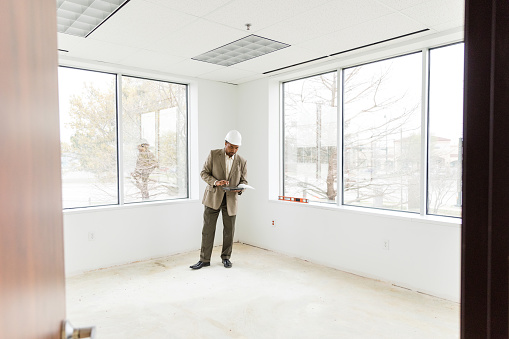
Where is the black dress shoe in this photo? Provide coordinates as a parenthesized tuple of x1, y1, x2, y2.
(222, 259, 232, 268)
(190, 261, 210, 269)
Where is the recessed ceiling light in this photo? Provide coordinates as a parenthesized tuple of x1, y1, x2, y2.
(56, 0, 130, 38)
(192, 35, 290, 67)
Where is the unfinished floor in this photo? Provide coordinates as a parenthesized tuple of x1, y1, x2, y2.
(66, 243, 459, 338)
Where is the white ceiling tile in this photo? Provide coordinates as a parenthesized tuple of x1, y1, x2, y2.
(164, 59, 224, 77)
(233, 46, 325, 73)
(432, 19, 465, 32)
(376, 0, 432, 11)
(401, 0, 464, 28)
(143, 0, 232, 17)
(57, 32, 82, 51)
(233, 73, 266, 84)
(298, 13, 427, 56)
(199, 67, 258, 84)
(120, 49, 186, 71)
(149, 19, 247, 58)
(257, 0, 394, 45)
(204, 0, 331, 32)
(89, 0, 197, 49)
(58, 33, 140, 63)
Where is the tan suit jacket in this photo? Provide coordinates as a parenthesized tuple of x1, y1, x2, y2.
(201, 148, 248, 216)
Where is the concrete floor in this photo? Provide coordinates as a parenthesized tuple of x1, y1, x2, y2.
(66, 243, 459, 338)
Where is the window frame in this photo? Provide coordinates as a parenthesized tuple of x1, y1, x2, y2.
(281, 70, 339, 204)
(58, 65, 190, 210)
(425, 42, 465, 218)
(120, 74, 189, 205)
(341, 51, 424, 214)
(58, 66, 119, 209)
(280, 42, 464, 220)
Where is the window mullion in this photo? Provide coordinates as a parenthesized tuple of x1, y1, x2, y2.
(337, 68, 344, 206)
(280, 83, 285, 197)
(117, 73, 125, 206)
(420, 49, 430, 216)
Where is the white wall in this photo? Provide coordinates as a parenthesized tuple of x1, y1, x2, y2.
(63, 31, 462, 302)
(64, 78, 238, 276)
(235, 77, 461, 302)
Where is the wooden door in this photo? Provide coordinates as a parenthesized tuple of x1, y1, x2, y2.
(0, 1, 66, 338)
(461, 0, 509, 337)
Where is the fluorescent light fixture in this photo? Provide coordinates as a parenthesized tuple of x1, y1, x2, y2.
(57, 0, 130, 38)
(192, 35, 290, 67)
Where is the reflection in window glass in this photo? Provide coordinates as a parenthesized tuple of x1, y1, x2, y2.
(343, 53, 422, 212)
(428, 44, 464, 217)
(283, 72, 338, 203)
(58, 67, 118, 208)
(122, 76, 188, 203)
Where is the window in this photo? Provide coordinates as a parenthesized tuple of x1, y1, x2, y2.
(283, 72, 338, 203)
(122, 76, 188, 203)
(58, 67, 188, 209)
(58, 67, 118, 209)
(343, 53, 422, 212)
(281, 44, 465, 218)
(427, 43, 464, 217)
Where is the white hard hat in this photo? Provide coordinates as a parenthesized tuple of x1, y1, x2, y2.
(225, 130, 242, 146)
(139, 139, 149, 146)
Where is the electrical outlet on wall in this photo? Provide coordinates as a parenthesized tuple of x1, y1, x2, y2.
(88, 232, 95, 241)
(271, 220, 276, 227)
(383, 239, 390, 250)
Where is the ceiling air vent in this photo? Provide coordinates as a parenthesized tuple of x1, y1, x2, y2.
(56, 0, 130, 38)
(192, 35, 290, 67)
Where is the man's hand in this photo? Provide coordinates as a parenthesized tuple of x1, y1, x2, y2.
(215, 180, 229, 186)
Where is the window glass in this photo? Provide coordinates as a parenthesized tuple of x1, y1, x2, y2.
(343, 53, 422, 212)
(122, 76, 188, 203)
(58, 67, 118, 208)
(427, 43, 464, 217)
(283, 72, 338, 203)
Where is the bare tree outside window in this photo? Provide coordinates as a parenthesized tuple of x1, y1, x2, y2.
(343, 53, 422, 212)
(122, 76, 188, 203)
(58, 67, 118, 209)
(427, 43, 464, 217)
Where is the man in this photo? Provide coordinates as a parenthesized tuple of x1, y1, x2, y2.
(190, 130, 248, 269)
(131, 139, 158, 200)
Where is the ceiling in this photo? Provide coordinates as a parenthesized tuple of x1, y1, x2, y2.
(57, 0, 464, 85)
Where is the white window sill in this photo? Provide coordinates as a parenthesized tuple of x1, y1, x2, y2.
(63, 198, 200, 215)
(269, 199, 461, 228)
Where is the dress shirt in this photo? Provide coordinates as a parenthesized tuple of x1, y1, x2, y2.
(213, 152, 235, 186)
(225, 152, 235, 179)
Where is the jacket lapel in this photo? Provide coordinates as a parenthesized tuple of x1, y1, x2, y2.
(218, 149, 227, 179)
